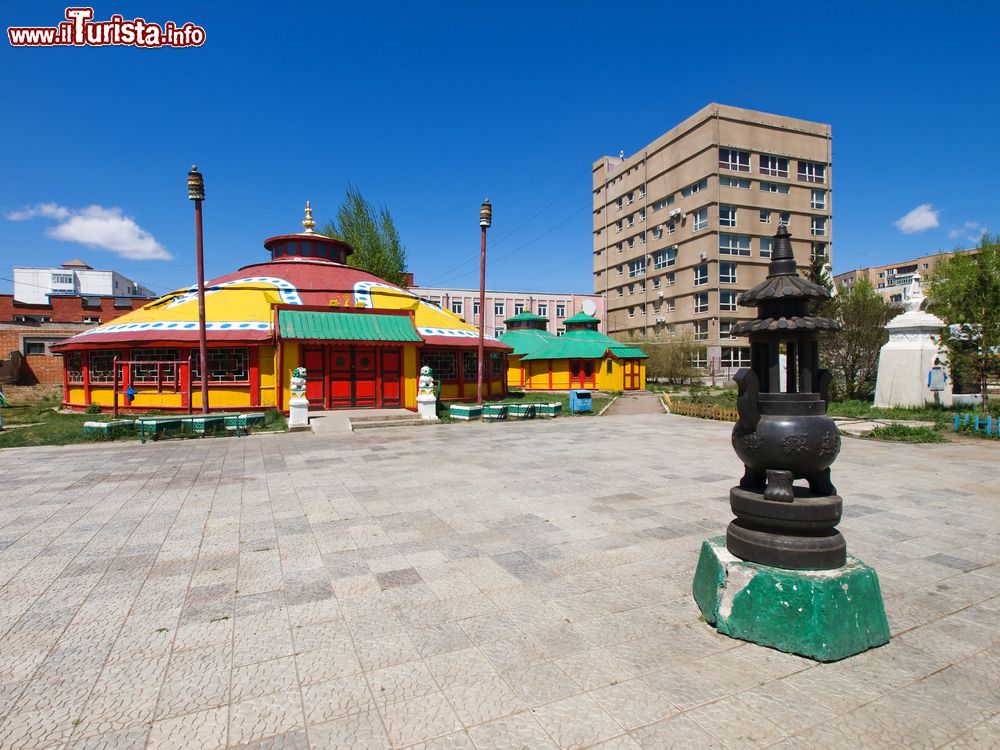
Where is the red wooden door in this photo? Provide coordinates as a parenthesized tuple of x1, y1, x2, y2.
(381, 348, 402, 407)
(571, 359, 595, 388)
(353, 348, 377, 407)
(303, 347, 325, 406)
(328, 348, 352, 407)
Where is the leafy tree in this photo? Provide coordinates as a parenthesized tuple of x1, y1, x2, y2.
(322, 185, 409, 287)
(926, 235, 1000, 415)
(619, 327, 704, 384)
(821, 277, 899, 401)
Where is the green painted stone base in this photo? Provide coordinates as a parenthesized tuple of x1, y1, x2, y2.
(692, 536, 890, 662)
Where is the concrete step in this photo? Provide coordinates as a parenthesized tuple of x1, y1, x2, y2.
(350, 418, 431, 431)
(350, 413, 418, 424)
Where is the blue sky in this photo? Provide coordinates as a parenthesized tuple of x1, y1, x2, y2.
(2, 1, 998, 298)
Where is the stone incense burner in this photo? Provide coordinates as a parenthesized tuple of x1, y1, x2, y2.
(726, 225, 845, 570)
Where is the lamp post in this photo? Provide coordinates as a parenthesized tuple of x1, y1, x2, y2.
(187, 166, 209, 414)
(476, 198, 492, 405)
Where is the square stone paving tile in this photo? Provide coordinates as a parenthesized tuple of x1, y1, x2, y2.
(0, 414, 998, 749)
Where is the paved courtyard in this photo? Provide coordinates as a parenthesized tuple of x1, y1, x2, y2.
(0, 414, 998, 750)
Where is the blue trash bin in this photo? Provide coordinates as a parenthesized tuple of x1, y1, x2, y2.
(570, 389, 592, 413)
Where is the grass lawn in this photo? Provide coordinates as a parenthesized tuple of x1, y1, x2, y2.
(0, 396, 287, 449)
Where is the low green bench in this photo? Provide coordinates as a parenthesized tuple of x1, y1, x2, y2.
(507, 403, 535, 419)
(536, 402, 562, 418)
(136, 416, 185, 443)
(225, 412, 264, 434)
(449, 404, 482, 421)
(482, 404, 507, 421)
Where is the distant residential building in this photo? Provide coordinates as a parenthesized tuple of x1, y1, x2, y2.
(833, 248, 980, 303)
(407, 284, 604, 338)
(14, 259, 155, 305)
(593, 103, 832, 372)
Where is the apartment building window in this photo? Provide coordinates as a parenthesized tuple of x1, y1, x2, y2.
(721, 347, 752, 368)
(556, 327, 565, 336)
(760, 181, 790, 194)
(616, 242, 623, 255)
(720, 291, 738, 311)
(616, 287, 624, 299)
(652, 247, 677, 270)
(494, 326, 505, 336)
(627, 284, 634, 296)
(811, 217, 827, 236)
(473, 301, 480, 316)
(652, 226, 662, 240)
(637, 281, 645, 293)
(760, 237, 772, 257)
(628, 258, 646, 277)
(665, 298, 676, 312)
(780, 212, 790, 226)
(451, 300, 463, 315)
(719, 148, 750, 172)
(720, 262, 737, 284)
(719, 205, 737, 227)
(720, 320, 736, 339)
(652, 196, 674, 211)
(759, 154, 789, 178)
(494, 302, 505, 316)
(615, 197, 623, 211)
(639, 186, 646, 198)
(720, 233, 751, 256)
(666, 272, 676, 286)
(719, 175, 751, 189)
(811, 242, 828, 261)
(617, 265, 624, 277)
(83, 315, 101, 324)
(639, 208, 646, 223)
(556, 304, 566, 317)
(811, 189, 826, 210)
(798, 160, 826, 183)
(627, 214, 635, 227)
(666, 219, 676, 234)
(538, 303, 548, 316)
(694, 292, 709, 314)
(760, 209, 771, 224)
(628, 237, 635, 249)
(628, 306, 636, 318)
(652, 275, 661, 289)
(514, 303, 525, 315)
(652, 302, 662, 314)
(639, 234, 646, 246)
(693, 320, 709, 341)
(693, 207, 709, 231)
(616, 220, 622, 233)
(627, 191, 635, 205)
(694, 263, 709, 287)
(682, 178, 709, 197)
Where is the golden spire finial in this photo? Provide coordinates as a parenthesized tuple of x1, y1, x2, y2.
(302, 200, 316, 234)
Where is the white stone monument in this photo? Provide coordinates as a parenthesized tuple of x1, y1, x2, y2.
(416, 365, 438, 421)
(874, 275, 953, 408)
(288, 366, 311, 430)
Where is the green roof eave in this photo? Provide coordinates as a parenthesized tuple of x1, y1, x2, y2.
(563, 311, 601, 324)
(497, 328, 559, 356)
(278, 310, 423, 342)
(503, 311, 549, 324)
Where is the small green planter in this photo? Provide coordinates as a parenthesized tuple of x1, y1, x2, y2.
(82, 419, 135, 438)
(536, 402, 562, 418)
(482, 404, 507, 421)
(449, 404, 482, 421)
(507, 403, 535, 419)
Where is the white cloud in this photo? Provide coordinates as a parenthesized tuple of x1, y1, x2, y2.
(894, 204, 940, 234)
(948, 220, 987, 243)
(5, 202, 70, 221)
(5, 202, 172, 260)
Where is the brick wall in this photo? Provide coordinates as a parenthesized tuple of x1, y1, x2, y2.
(0, 294, 151, 386)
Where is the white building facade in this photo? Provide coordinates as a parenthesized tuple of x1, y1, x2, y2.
(13, 260, 155, 305)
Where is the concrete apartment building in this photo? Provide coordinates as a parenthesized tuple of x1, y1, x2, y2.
(14, 260, 155, 305)
(592, 103, 832, 371)
(833, 248, 979, 303)
(407, 285, 604, 338)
